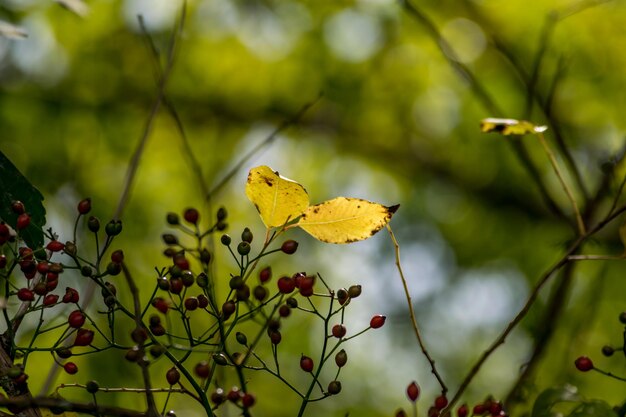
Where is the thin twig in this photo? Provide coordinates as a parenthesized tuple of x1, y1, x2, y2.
(536, 132, 585, 235)
(207, 93, 323, 201)
(386, 225, 447, 394)
(443, 203, 626, 413)
(114, 4, 186, 220)
(400, 0, 569, 224)
(121, 263, 159, 417)
(0, 396, 150, 417)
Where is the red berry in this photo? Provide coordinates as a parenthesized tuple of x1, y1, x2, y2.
(19, 247, 33, 260)
(332, 324, 347, 338)
(575, 356, 593, 372)
(63, 287, 79, 303)
(211, 388, 225, 405)
(278, 304, 291, 317)
(242, 393, 255, 408)
(277, 276, 296, 294)
(227, 387, 241, 403)
(473, 404, 487, 415)
(111, 250, 124, 264)
(183, 208, 199, 224)
(169, 277, 183, 295)
(77, 198, 91, 215)
(63, 362, 78, 375)
(197, 294, 209, 309)
(457, 404, 468, 417)
(259, 266, 271, 283)
(74, 328, 94, 346)
(406, 381, 420, 402)
(11, 201, 25, 214)
(434, 395, 448, 410)
(300, 355, 314, 372)
(280, 240, 298, 254)
(489, 401, 503, 415)
(185, 297, 199, 311)
(166, 367, 180, 385)
(17, 288, 34, 301)
(222, 300, 236, 318)
(16, 213, 30, 230)
(269, 330, 282, 345)
(33, 282, 48, 296)
(370, 314, 386, 329)
(36, 262, 49, 274)
(46, 241, 65, 252)
(173, 255, 190, 271)
(43, 294, 58, 306)
(152, 298, 169, 314)
(195, 361, 210, 378)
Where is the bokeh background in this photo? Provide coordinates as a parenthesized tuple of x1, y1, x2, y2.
(1, 0, 626, 416)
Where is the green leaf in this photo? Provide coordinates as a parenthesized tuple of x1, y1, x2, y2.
(568, 400, 617, 417)
(0, 151, 46, 248)
(532, 385, 581, 417)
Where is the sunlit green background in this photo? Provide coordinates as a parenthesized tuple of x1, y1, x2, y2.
(2, 0, 626, 416)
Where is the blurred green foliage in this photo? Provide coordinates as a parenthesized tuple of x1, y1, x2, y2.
(2, 0, 626, 416)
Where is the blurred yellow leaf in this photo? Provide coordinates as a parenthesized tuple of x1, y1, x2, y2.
(297, 197, 399, 244)
(245, 166, 309, 228)
(480, 118, 548, 135)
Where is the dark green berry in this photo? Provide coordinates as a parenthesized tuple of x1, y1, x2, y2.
(237, 241, 251, 255)
(213, 353, 228, 366)
(87, 216, 100, 233)
(602, 345, 615, 356)
(86, 380, 99, 394)
(348, 285, 362, 298)
(221, 234, 231, 246)
(236, 332, 248, 346)
(229, 276, 244, 290)
(166, 213, 180, 225)
(241, 227, 253, 243)
(196, 273, 209, 288)
(217, 207, 227, 221)
(162, 234, 178, 245)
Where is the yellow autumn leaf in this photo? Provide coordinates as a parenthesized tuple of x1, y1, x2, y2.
(297, 197, 399, 244)
(480, 118, 548, 135)
(245, 166, 309, 228)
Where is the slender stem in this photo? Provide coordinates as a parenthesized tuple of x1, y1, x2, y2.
(443, 204, 626, 413)
(386, 225, 447, 394)
(537, 132, 586, 235)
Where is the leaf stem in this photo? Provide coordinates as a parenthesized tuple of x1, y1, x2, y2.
(386, 225, 448, 394)
(537, 132, 585, 235)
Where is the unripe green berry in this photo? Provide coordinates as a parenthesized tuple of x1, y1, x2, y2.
(196, 273, 209, 288)
(241, 227, 253, 243)
(619, 312, 626, 324)
(253, 285, 268, 301)
(213, 353, 228, 366)
(217, 207, 227, 221)
(166, 213, 179, 225)
(86, 380, 99, 394)
(105, 220, 122, 236)
(106, 262, 121, 276)
(230, 276, 244, 290)
(81, 265, 93, 277)
(602, 345, 615, 356)
(236, 332, 248, 346)
(221, 234, 231, 246)
(162, 234, 178, 245)
(237, 241, 251, 255)
(150, 344, 166, 357)
(87, 216, 100, 232)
